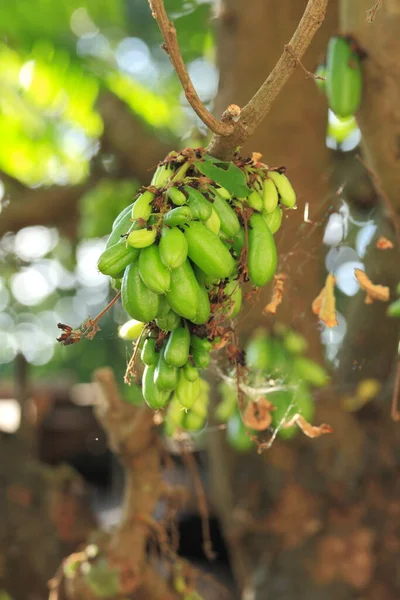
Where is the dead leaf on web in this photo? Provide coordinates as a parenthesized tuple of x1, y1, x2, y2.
(263, 273, 287, 315)
(354, 269, 390, 304)
(243, 398, 275, 431)
(284, 414, 333, 438)
(376, 236, 394, 250)
(312, 273, 338, 328)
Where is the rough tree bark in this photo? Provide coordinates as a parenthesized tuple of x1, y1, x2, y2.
(208, 1, 400, 600)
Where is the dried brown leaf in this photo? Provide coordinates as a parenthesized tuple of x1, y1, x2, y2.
(284, 414, 333, 438)
(354, 268, 390, 304)
(376, 236, 394, 250)
(243, 398, 275, 431)
(312, 273, 338, 328)
(263, 273, 287, 315)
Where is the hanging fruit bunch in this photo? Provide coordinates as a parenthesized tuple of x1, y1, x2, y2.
(314, 35, 363, 146)
(96, 147, 296, 420)
(217, 324, 330, 451)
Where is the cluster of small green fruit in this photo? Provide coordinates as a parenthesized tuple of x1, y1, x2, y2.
(97, 148, 296, 423)
(217, 325, 329, 451)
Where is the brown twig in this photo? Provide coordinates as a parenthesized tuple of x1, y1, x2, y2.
(366, 0, 383, 22)
(148, 0, 234, 136)
(391, 358, 400, 422)
(208, 0, 328, 158)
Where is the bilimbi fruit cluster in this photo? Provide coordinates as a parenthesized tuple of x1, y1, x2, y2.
(97, 148, 296, 432)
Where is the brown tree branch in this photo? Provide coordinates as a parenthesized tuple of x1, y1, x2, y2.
(148, 0, 235, 136)
(208, 0, 329, 158)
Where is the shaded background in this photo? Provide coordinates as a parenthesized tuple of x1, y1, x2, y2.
(1, 0, 400, 599)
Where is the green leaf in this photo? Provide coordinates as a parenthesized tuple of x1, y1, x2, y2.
(196, 159, 250, 198)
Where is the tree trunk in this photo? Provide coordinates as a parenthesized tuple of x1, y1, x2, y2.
(208, 2, 400, 599)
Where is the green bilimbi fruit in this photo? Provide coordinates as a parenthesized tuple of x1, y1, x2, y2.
(185, 186, 212, 221)
(155, 310, 181, 331)
(154, 348, 179, 390)
(326, 36, 362, 119)
(97, 242, 139, 278)
(152, 163, 174, 186)
(227, 412, 253, 452)
(118, 319, 145, 341)
(247, 189, 263, 211)
(293, 357, 329, 388)
(159, 227, 188, 270)
(163, 206, 193, 227)
(176, 371, 200, 409)
(112, 202, 135, 230)
(205, 207, 221, 234)
(167, 186, 187, 206)
(211, 193, 240, 236)
(142, 365, 171, 410)
(262, 206, 283, 234)
(245, 329, 272, 371)
(248, 213, 277, 286)
(106, 208, 133, 248)
(121, 262, 159, 322)
(183, 361, 199, 382)
(184, 221, 235, 280)
(268, 171, 296, 208)
(141, 337, 158, 366)
(191, 285, 211, 325)
(139, 244, 171, 294)
(127, 227, 157, 249)
(262, 178, 279, 213)
(164, 324, 191, 367)
(132, 190, 155, 221)
(166, 260, 199, 321)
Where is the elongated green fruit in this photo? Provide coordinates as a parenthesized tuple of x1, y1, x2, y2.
(215, 186, 231, 200)
(112, 202, 135, 230)
(159, 227, 188, 270)
(293, 357, 329, 387)
(192, 347, 211, 370)
(262, 206, 283, 234)
(164, 325, 190, 367)
(163, 206, 193, 227)
(246, 330, 272, 370)
(142, 365, 171, 410)
(184, 221, 235, 279)
(156, 310, 181, 331)
(231, 228, 245, 255)
(183, 362, 199, 382)
(118, 319, 145, 341)
(165, 396, 185, 436)
(141, 337, 158, 366)
(166, 260, 199, 321)
(268, 171, 296, 208)
(167, 186, 187, 206)
(247, 190, 263, 211)
(192, 285, 211, 325)
(154, 349, 180, 390)
(326, 36, 362, 118)
(152, 164, 174, 186)
(132, 190, 155, 221)
(121, 262, 159, 322)
(223, 279, 242, 318)
(190, 335, 212, 353)
(111, 277, 122, 291)
(139, 245, 171, 294)
(212, 194, 240, 236)
(106, 209, 133, 248)
(157, 294, 170, 318)
(193, 265, 219, 287)
(127, 227, 157, 249)
(176, 372, 200, 409)
(98, 242, 139, 278)
(184, 411, 206, 432)
(263, 178, 279, 213)
(248, 213, 277, 286)
(227, 412, 253, 452)
(185, 187, 212, 221)
(205, 208, 221, 234)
